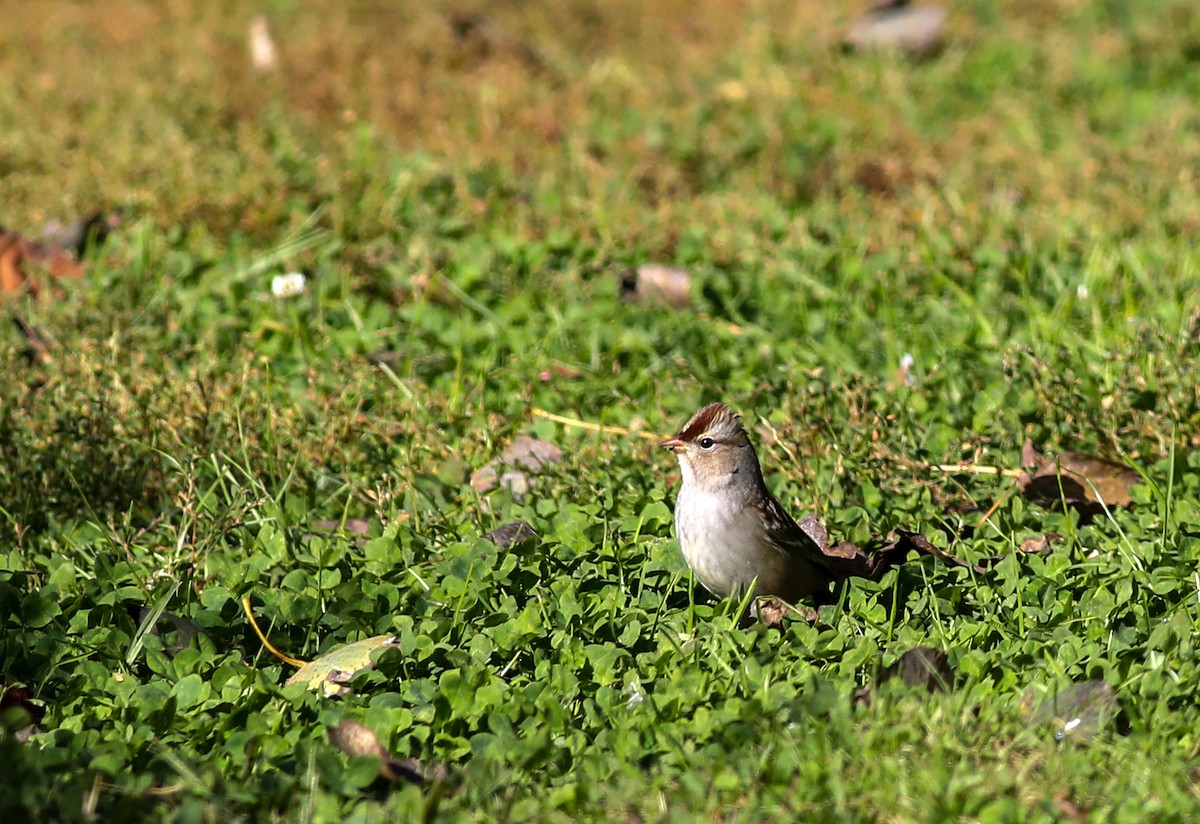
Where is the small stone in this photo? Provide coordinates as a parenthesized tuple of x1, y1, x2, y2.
(620, 264, 693, 309)
(845, 2, 946, 58)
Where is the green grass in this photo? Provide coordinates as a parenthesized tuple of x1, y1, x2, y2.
(4, 0, 1200, 820)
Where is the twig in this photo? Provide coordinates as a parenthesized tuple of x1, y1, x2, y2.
(931, 463, 1025, 478)
(974, 485, 1017, 531)
(531, 407, 663, 441)
(698, 313, 744, 335)
(241, 596, 308, 668)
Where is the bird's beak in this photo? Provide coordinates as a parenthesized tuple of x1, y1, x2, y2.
(660, 436, 685, 453)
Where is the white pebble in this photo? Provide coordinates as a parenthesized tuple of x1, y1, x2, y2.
(271, 272, 307, 298)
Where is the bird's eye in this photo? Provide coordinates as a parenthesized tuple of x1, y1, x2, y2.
(698, 437, 716, 449)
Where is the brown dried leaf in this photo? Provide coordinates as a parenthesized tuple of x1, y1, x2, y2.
(447, 10, 547, 72)
(311, 518, 373, 536)
(539, 363, 584, 382)
(12, 315, 53, 365)
(327, 720, 433, 784)
(854, 646, 953, 705)
(0, 232, 86, 296)
(2, 684, 45, 742)
(805, 519, 983, 581)
(135, 607, 203, 654)
(883, 646, 953, 691)
(1020, 437, 1041, 469)
(1055, 796, 1087, 823)
(852, 158, 912, 198)
(804, 517, 1063, 580)
(483, 520, 538, 548)
(1018, 532, 1060, 555)
(471, 435, 562, 495)
(756, 598, 818, 628)
(39, 210, 120, 258)
(620, 264, 693, 309)
(975, 532, 1062, 569)
(1019, 439, 1140, 511)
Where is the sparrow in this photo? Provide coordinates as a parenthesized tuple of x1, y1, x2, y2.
(662, 402, 833, 603)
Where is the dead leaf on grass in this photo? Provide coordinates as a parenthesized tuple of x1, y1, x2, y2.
(799, 516, 984, 580)
(285, 635, 402, 697)
(447, 10, 548, 73)
(853, 158, 914, 198)
(39, 211, 121, 258)
(539, 362, 584, 382)
(1, 211, 119, 297)
(756, 598, 819, 628)
(0, 232, 84, 296)
(1, 684, 46, 742)
(1019, 439, 1140, 513)
(12, 315, 53, 365)
(242, 596, 400, 698)
(972, 532, 1062, 569)
(483, 520, 538, 548)
(1055, 795, 1087, 823)
(853, 646, 953, 705)
(130, 605, 203, 654)
(471, 435, 562, 496)
(1017, 532, 1060, 554)
(327, 719, 439, 784)
(620, 264, 693, 309)
(311, 518, 373, 537)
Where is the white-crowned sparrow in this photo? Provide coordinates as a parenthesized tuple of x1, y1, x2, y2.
(662, 402, 833, 603)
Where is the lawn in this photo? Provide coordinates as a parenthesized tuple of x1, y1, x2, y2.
(3, 0, 1200, 820)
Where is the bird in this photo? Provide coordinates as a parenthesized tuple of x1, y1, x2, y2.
(661, 402, 833, 604)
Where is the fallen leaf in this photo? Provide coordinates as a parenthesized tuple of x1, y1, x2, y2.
(285, 635, 401, 697)
(620, 264, 693, 309)
(133, 606, 202, 654)
(1019, 438, 1040, 468)
(972, 532, 1061, 569)
(1019, 439, 1140, 513)
(1018, 532, 1060, 555)
(884, 646, 952, 690)
(1, 684, 46, 741)
(844, 1, 946, 58)
(539, 363, 583, 382)
(447, 10, 547, 72)
(471, 435, 562, 495)
(799, 516, 983, 581)
(854, 646, 952, 705)
(756, 598, 819, 628)
(311, 518, 372, 537)
(365, 349, 400, 367)
(483, 521, 538, 548)
(0, 232, 84, 296)
(327, 720, 436, 784)
(853, 158, 911, 198)
(1055, 795, 1087, 823)
(12, 315, 53, 365)
(39, 211, 120, 258)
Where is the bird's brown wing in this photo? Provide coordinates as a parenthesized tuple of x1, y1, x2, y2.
(755, 493, 836, 575)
